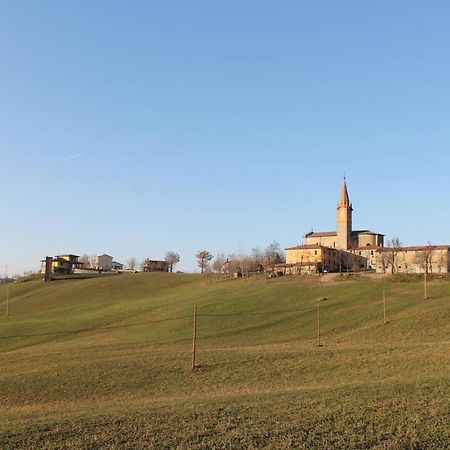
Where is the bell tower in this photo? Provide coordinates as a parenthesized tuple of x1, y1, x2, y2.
(336, 178, 353, 250)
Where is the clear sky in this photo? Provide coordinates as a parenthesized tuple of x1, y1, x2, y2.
(1, 1, 450, 275)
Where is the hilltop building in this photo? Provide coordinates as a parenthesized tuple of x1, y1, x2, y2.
(93, 254, 124, 272)
(142, 259, 169, 272)
(303, 180, 384, 250)
(95, 254, 113, 271)
(111, 261, 124, 270)
(40, 254, 84, 275)
(279, 180, 383, 274)
(277, 180, 450, 275)
(376, 245, 450, 274)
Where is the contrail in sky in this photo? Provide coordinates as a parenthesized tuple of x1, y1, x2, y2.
(63, 153, 84, 161)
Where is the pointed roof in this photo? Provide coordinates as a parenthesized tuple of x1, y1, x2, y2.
(338, 178, 351, 208)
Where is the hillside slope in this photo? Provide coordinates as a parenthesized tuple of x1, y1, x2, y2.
(0, 273, 449, 448)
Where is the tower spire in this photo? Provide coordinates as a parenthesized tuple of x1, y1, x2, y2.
(338, 178, 351, 208)
(336, 178, 353, 250)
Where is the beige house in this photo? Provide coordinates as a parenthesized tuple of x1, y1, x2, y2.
(376, 246, 450, 274)
(285, 245, 340, 273)
(95, 254, 113, 271)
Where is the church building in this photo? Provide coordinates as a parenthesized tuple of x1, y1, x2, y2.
(303, 180, 384, 250)
(280, 179, 385, 274)
(277, 179, 450, 275)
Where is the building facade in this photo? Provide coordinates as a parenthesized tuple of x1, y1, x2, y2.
(285, 244, 340, 273)
(303, 180, 384, 250)
(282, 180, 384, 273)
(111, 261, 124, 270)
(40, 254, 84, 275)
(95, 254, 113, 271)
(376, 246, 450, 274)
(281, 180, 450, 275)
(142, 259, 169, 272)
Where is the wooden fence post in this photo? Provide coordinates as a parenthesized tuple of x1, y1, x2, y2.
(317, 301, 321, 347)
(316, 298, 327, 347)
(424, 272, 428, 300)
(192, 305, 197, 370)
(5, 284, 9, 316)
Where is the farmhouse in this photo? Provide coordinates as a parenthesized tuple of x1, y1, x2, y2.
(142, 259, 169, 272)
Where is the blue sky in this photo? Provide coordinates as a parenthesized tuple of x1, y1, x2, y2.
(1, 1, 450, 275)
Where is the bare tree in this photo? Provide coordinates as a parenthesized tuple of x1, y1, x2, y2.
(385, 238, 402, 274)
(237, 249, 250, 278)
(263, 241, 284, 272)
(250, 248, 264, 273)
(165, 251, 180, 273)
(438, 249, 446, 274)
(416, 242, 433, 274)
(196, 250, 213, 274)
(89, 254, 97, 270)
(79, 254, 90, 268)
(127, 256, 137, 271)
(225, 253, 239, 277)
(212, 253, 226, 274)
(352, 254, 361, 273)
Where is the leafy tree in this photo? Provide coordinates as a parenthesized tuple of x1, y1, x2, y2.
(196, 250, 213, 274)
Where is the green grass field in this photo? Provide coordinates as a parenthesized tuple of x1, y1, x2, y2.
(0, 273, 449, 449)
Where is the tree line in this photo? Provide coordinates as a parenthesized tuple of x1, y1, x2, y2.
(196, 241, 285, 276)
(78, 241, 284, 276)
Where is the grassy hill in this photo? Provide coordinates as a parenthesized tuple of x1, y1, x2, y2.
(0, 273, 449, 448)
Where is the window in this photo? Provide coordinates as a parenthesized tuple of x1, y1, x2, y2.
(314, 251, 317, 255)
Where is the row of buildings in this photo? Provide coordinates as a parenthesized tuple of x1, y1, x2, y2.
(40, 182, 448, 279)
(40, 254, 124, 275)
(40, 254, 171, 277)
(276, 180, 450, 275)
